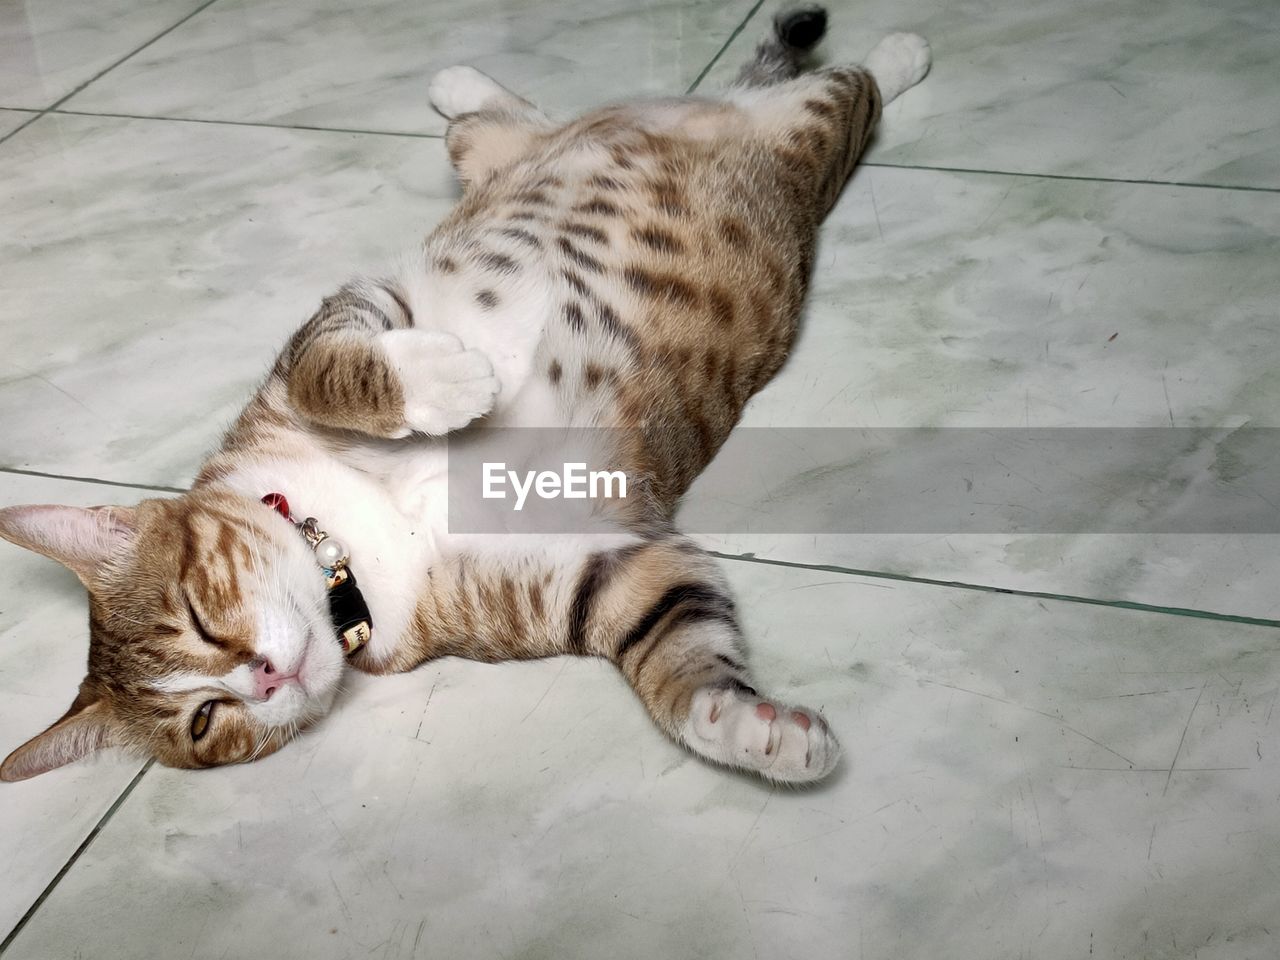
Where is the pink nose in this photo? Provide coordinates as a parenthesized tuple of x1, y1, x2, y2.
(250, 657, 295, 700)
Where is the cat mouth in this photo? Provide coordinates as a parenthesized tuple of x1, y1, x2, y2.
(295, 631, 322, 696)
(295, 627, 342, 702)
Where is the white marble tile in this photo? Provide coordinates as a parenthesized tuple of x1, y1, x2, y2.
(0, 0, 209, 109)
(0, 108, 38, 139)
(61, 0, 757, 135)
(0, 113, 462, 485)
(679, 164, 1280, 617)
(747, 168, 1280, 431)
(3, 558, 1277, 959)
(0, 473, 159, 938)
(704, 0, 1280, 188)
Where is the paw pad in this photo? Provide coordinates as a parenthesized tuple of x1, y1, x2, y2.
(684, 686, 841, 783)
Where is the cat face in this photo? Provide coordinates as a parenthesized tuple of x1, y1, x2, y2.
(0, 489, 345, 781)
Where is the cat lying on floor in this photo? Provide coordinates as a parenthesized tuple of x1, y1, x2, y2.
(0, 6, 929, 783)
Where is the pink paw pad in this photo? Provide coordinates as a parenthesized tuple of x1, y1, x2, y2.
(684, 686, 841, 783)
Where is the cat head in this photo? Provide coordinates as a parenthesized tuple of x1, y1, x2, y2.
(0, 488, 345, 781)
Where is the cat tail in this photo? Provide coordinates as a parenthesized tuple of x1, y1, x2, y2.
(733, 5, 828, 88)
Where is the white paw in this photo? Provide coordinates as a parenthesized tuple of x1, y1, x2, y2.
(683, 685, 841, 784)
(429, 65, 505, 120)
(865, 32, 931, 103)
(378, 328, 500, 436)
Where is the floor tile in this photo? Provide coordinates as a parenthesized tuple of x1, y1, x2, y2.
(0, 108, 38, 139)
(0, 473, 158, 939)
(61, 0, 758, 136)
(0, 0, 209, 109)
(0, 112, 461, 485)
(704, 0, 1280, 189)
(4, 558, 1277, 959)
(680, 164, 1280, 617)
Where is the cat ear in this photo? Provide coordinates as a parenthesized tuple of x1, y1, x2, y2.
(1, 687, 119, 781)
(0, 504, 137, 587)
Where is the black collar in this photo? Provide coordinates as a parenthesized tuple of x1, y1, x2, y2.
(262, 493, 372, 656)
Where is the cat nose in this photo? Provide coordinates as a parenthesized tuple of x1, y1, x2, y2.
(250, 657, 283, 700)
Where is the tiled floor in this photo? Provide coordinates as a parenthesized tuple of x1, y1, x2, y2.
(1, 0, 1277, 957)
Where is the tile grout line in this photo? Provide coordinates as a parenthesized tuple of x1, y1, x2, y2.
(0, 0, 226, 148)
(0, 761, 154, 956)
(861, 160, 1280, 196)
(0, 111, 44, 147)
(686, 0, 767, 94)
(2, 467, 1275, 627)
(0, 466, 188, 495)
(46, 108, 446, 140)
(707, 550, 1280, 629)
(4, 106, 1272, 195)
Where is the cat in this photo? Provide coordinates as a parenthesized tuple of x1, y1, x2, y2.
(0, 6, 930, 783)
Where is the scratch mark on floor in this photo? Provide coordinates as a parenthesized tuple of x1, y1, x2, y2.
(729, 787, 775, 871)
(868, 173, 884, 241)
(313, 790, 375, 890)
(927, 679, 1137, 766)
(1086, 687, 1198, 700)
(1061, 765, 1246, 772)
(521, 658, 570, 723)
(735, 873, 761, 960)
(328, 870, 352, 922)
(1164, 679, 1208, 796)
(415, 680, 439, 740)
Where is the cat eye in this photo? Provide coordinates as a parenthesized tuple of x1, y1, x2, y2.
(186, 598, 225, 648)
(190, 701, 216, 741)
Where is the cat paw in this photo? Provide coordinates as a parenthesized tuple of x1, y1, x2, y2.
(378, 329, 499, 436)
(683, 685, 841, 784)
(429, 66, 507, 120)
(864, 32, 931, 103)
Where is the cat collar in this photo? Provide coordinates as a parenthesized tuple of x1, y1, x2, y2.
(261, 493, 372, 656)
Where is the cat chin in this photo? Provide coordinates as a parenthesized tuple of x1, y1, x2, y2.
(296, 632, 345, 717)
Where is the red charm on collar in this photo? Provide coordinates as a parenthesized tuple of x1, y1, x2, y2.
(261, 492, 290, 519)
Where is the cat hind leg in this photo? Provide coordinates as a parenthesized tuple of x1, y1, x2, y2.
(863, 32, 931, 103)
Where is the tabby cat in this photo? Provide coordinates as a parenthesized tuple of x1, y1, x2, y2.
(0, 7, 929, 783)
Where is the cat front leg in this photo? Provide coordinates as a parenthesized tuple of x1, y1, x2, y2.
(367, 535, 842, 784)
(375, 328, 499, 436)
(863, 32, 931, 104)
(281, 278, 499, 438)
